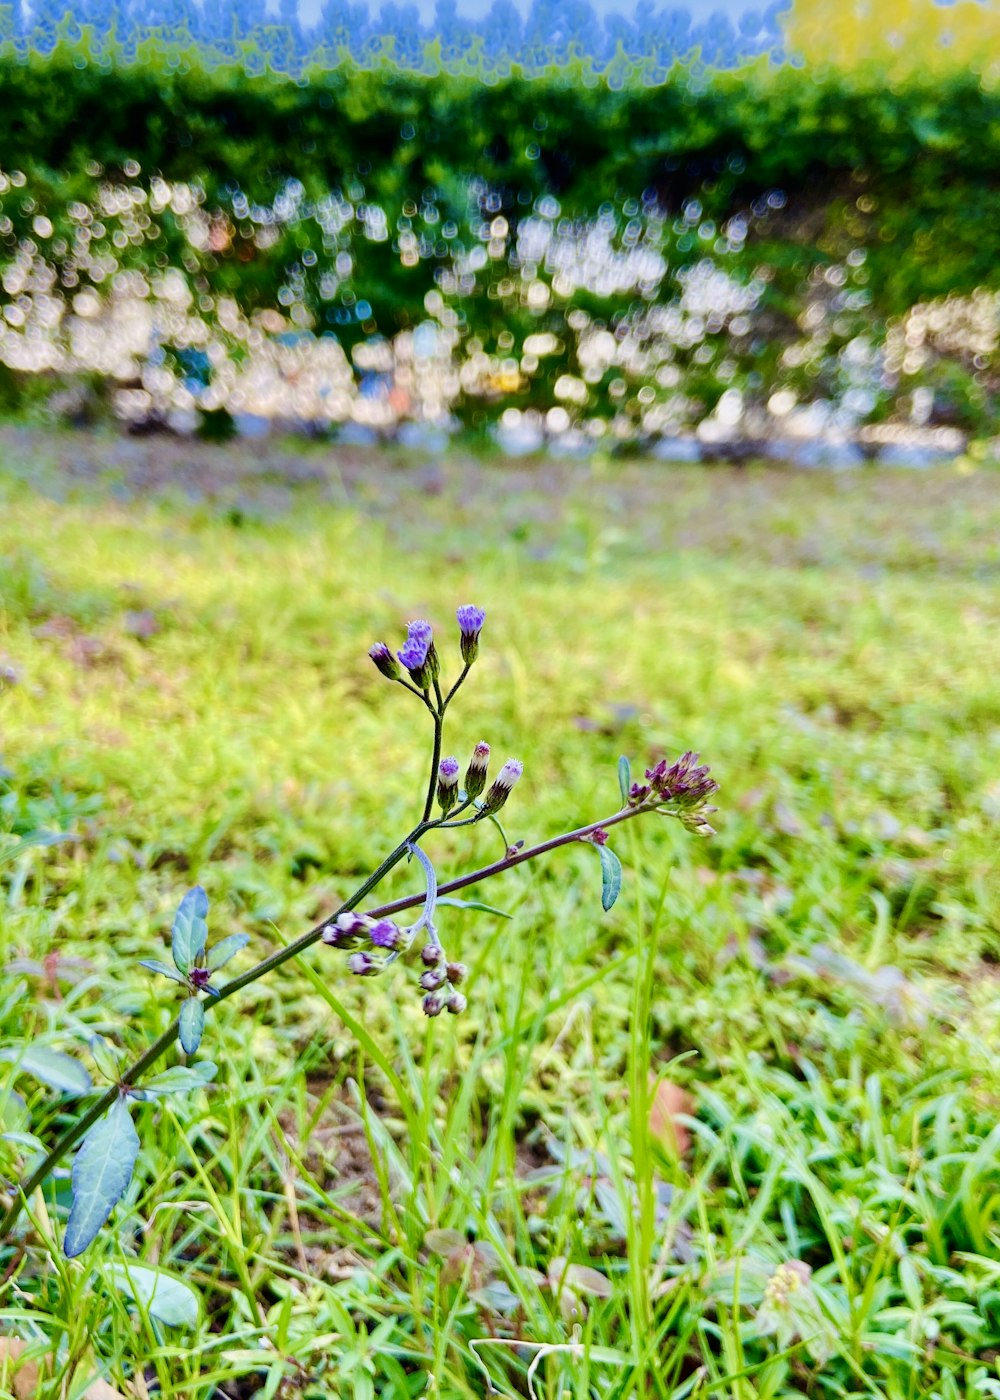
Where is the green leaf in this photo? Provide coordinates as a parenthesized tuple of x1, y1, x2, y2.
(206, 933, 250, 971)
(137, 1063, 217, 1099)
(64, 1097, 140, 1257)
(139, 958, 188, 984)
(106, 1264, 200, 1327)
(436, 898, 512, 919)
(89, 1037, 123, 1083)
(0, 1045, 93, 1097)
(618, 755, 631, 804)
(598, 845, 623, 912)
(171, 886, 208, 975)
(178, 998, 205, 1055)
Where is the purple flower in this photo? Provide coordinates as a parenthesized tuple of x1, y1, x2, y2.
(189, 967, 212, 990)
(456, 604, 486, 664)
(398, 620, 438, 687)
(368, 642, 400, 680)
(645, 752, 719, 809)
(436, 755, 461, 813)
(348, 951, 379, 977)
(322, 912, 371, 949)
(369, 919, 402, 950)
(464, 740, 491, 799)
(480, 758, 523, 815)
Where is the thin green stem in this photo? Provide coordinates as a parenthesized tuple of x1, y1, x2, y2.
(442, 663, 471, 709)
(1, 800, 660, 1242)
(421, 709, 444, 824)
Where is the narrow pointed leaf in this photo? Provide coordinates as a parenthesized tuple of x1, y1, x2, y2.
(618, 755, 631, 804)
(206, 933, 250, 972)
(436, 898, 512, 919)
(1, 1046, 93, 1097)
(139, 959, 188, 984)
(64, 1097, 140, 1257)
(171, 886, 208, 975)
(137, 1063, 217, 1099)
(598, 845, 623, 911)
(178, 998, 205, 1055)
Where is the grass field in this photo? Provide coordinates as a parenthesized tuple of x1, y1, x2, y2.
(2, 429, 1000, 1400)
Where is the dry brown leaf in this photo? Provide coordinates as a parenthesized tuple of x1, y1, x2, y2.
(648, 1078, 693, 1158)
(0, 1338, 128, 1400)
(0, 1337, 40, 1400)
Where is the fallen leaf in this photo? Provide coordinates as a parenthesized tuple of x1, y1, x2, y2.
(0, 1336, 39, 1400)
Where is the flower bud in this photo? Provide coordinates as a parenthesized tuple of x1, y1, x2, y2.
(322, 912, 370, 949)
(421, 942, 444, 965)
(445, 962, 466, 985)
(348, 951, 379, 977)
(464, 741, 490, 800)
(420, 968, 446, 991)
(480, 758, 523, 815)
(422, 992, 444, 1017)
(446, 992, 467, 1015)
(369, 918, 402, 950)
(436, 756, 460, 814)
(189, 967, 212, 990)
(397, 620, 436, 689)
(456, 604, 486, 665)
(368, 642, 400, 681)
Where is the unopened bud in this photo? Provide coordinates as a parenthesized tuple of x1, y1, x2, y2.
(456, 604, 486, 666)
(421, 942, 444, 965)
(368, 642, 400, 681)
(446, 992, 467, 1015)
(323, 912, 371, 949)
(422, 992, 444, 1017)
(436, 756, 460, 813)
(445, 962, 466, 985)
(348, 951, 379, 977)
(464, 741, 491, 799)
(420, 968, 446, 991)
(480, 758, 523, 815)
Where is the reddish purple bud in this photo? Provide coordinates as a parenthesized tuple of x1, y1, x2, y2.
(421, 968, 446, 991)
(464, 741, 491, 799)
(446, 993, 467, 1015)
(421, 942, 444, 965)
(189, 967, 212, 990)
(422, 992, 445, 1017)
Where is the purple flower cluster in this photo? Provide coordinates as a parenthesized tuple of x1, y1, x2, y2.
(322, 910, 404, 953)
(628, 752, 719, 817)
(368, 605, 486, 691)
(397, 619, 438, 687)
(417, 941, 467, 1016)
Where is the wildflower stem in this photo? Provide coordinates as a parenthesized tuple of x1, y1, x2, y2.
(422, 710, 444, 823)
(1, 800, 662, 1242)
(442, 663, 471, 709)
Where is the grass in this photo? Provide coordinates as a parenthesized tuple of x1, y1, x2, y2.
(1, 429, 1000, 1399)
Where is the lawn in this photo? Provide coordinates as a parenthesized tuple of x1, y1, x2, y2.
(2, 429, 1000, 1399)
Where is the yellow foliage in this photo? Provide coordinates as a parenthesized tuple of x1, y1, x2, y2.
(783, 0, 1000, 82)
